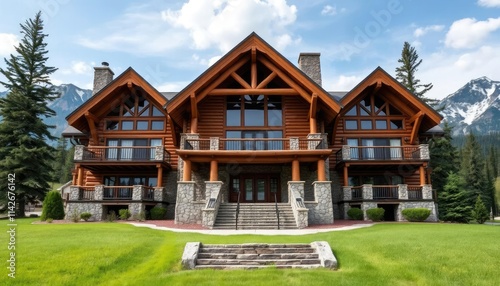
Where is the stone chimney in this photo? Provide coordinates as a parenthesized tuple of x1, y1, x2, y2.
(93, 62, 114, 95)
(298, 53, 322, 86)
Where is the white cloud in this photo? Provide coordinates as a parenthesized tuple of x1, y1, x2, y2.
(321, 5, 337, 16)
(327, 75, 363, 91)
(445, 17, 500, 49)
(162, 0, 298, 53)
(156, 81, 190, 92)
(0, 33, 19, 56)
(413, 25, 444, 38)
(60, 61, 94, 75)
(418, 44, 500, 100)
(478, 0, 500, 7)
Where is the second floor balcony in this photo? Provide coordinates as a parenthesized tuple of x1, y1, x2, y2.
(343, 184, 434, 201)
(335, 144, 430, 165)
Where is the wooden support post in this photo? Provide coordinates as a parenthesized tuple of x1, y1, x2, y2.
(157, 165, 163, 187)
(72, 170, 77, 185)
(317, 159, 326, 181)
(292, 159, 300, 181)
(183, 160, 192, 181)
(190, 117, 198, 134)
(309, 93, 318, 134)
(210, 160, 218, 181)
(343, 165, 349, 186)
(419, 165, 426, 185)
(77, 167, 84, 186)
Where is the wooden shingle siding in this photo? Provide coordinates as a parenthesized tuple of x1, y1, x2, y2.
(284, 96, 309, 138)
(197, 96, 225, 138)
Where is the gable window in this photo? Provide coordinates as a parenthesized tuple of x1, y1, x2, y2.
(344, 94, 405, 131)
(226, 95, 282, 127)
(104, 92, 165, 131)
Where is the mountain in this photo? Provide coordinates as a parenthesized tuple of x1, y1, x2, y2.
(0, 84, 92, 143)
(438, 77, 500, 136)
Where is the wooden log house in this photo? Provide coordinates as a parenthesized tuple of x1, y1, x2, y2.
(63, 33, 442, 227)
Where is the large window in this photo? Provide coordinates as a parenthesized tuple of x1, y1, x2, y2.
(104, 92, 165, 131)
(226, 95, 282, 127)
(344, 94, 404, 131)
(346, 138, 402, 160)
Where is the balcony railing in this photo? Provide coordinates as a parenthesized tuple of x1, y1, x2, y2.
(183, 137, 325, 151)
(344, 184, 433, 201)
(336, 145, 430, 164)
(74, 146, 170, 163)
(70, 185, 159, 201)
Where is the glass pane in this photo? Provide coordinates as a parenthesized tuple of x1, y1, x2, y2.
(121, 121, 133, 130)
(267, 131, 283, 150)
(390, 120, 403, 129)
(124, 96, 135, 116)
(150, 139, 162, 159)
(106, 139, 118, 160)
(232, 178, 239, 192)
(226, 96, 241, 126)
(267, 96, 282, 126)
(138, 99, 149, 115)
(391, 176, 403, 185)
(152, 106, 163, 116)
(244, 95, 264, 126)
(151, 121, 164, 130)
(359, 106, 370, 116)
(361, 97, 372, 113)
(345, 120, 357, 130)
(375, 120, 387, 129)
(360, 120, 372, 129)
(104, 176, 116, 186)
(225, 131, 241, 150)
(120, 140, 134, 160)
(106, 121, 119, 131)
(347, 139, 359, 159)
(257, 179, 265, 201)
(137, 121, 148, 130)
(270, 178, 278, 193)
(348, 176, 359, 186)
(245, 179, 253, 201)
(148, 177, 158, 187)
(345, 106, 357, 116)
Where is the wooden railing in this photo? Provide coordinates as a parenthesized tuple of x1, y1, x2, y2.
(372, 185, 399, 199)
(336, 145, 425, 163)
(79, 146, 170, 163)
(351, 186, 363, 199)
(79, 187, 95, 200)
(184, 138, 326, 151)
(103, 186, 133, 200)
(143, 186, 155, 200)
(408, 186, 423, 200)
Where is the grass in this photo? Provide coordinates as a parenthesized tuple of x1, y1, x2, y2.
(1, 219, 499, 286)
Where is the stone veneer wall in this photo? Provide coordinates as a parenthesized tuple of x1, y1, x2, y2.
(65, 202, 104, 221)
(305, 182, 334, 224)
(397, 201, 438, 222)
(175, 182, 204, 224)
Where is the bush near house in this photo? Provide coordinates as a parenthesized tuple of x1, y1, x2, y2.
(40, 191, 65, 221)
(118, 209, 131, 220)
(366, 208, 385, 222)
(80, 212, 92, 222)
(347, 208, 364, 220)
(402, 208, 431, 222)
(150, 206, 167, 220)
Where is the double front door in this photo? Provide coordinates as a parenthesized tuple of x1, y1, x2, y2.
(229, 174, 280, 203)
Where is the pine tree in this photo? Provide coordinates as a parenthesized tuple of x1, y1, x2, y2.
(429, 123, 458, 194)
(460, 133, 491, 210)
(0, 12, 57, 217)
(471, 195, 489, 224)
(51, 136, 71, 184)
(439, 172, 472, 222)
(395, 42, 438, 106)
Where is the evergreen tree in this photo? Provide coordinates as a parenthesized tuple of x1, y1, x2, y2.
(51, 136, 72, 184)
(460, 133, 491, 210)
(471, 195, 489, 224)
(439, 172, 472, 222)
(429, 123, 458, 194)
(485, 161, 497, 216)
(395, 42, 438, 106)
(0, 12, 57, 217)
(40, 190, 65, 221)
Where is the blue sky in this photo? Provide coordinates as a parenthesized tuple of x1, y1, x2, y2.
(1, 0, 499, 100)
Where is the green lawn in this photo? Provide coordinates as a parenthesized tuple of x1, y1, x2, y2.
(1, 219, 499, 286)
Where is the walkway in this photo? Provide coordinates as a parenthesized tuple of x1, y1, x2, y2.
(128, 220, 373, 235)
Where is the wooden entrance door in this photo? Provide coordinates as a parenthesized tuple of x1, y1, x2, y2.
(229, 175, 280, 203)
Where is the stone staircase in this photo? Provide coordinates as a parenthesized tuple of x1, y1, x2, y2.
(182, 242, 337, 270)
(213, 203, 297, 229)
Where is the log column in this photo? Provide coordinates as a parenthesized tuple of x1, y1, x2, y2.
(183, 160, 192, 181)
(157, 164, 163, 187)
(77, 166, 84, 186)
(317, 159, 326, 181)
(343, 165, 349, 186)
(292, 159, 300, 181)
(419, 165, 426, 185)
(210, 160, 218, 181)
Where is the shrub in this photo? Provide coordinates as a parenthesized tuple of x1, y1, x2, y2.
(472, 195, 489, 224)
(150, 206, 167, 220)
(132, 211, 146, 222)
(106, 211, 117, 222)
(402, 208, 431, 222)
(46, 218, 53, 223)
(80, 212, 92, 222)
(29, 214, 39, 218)
(70, 212, 80, 223)
(366, 208, 385, 222)
(119, 209, 131, 220)
(40, 191, 65, 221)
(347, 208, 364, 220)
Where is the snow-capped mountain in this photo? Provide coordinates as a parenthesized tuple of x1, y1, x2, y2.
(438, 77, 500, 136)
(0, 84, 92, 142)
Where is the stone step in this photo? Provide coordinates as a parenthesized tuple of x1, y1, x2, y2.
(196, 258, 321, 266)
(194, 264, 322, 270)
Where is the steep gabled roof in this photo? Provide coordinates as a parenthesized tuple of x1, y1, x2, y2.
(66, 67, 167, 132)
(166, 32, 341, 125)
(340, 66, 442, 131)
